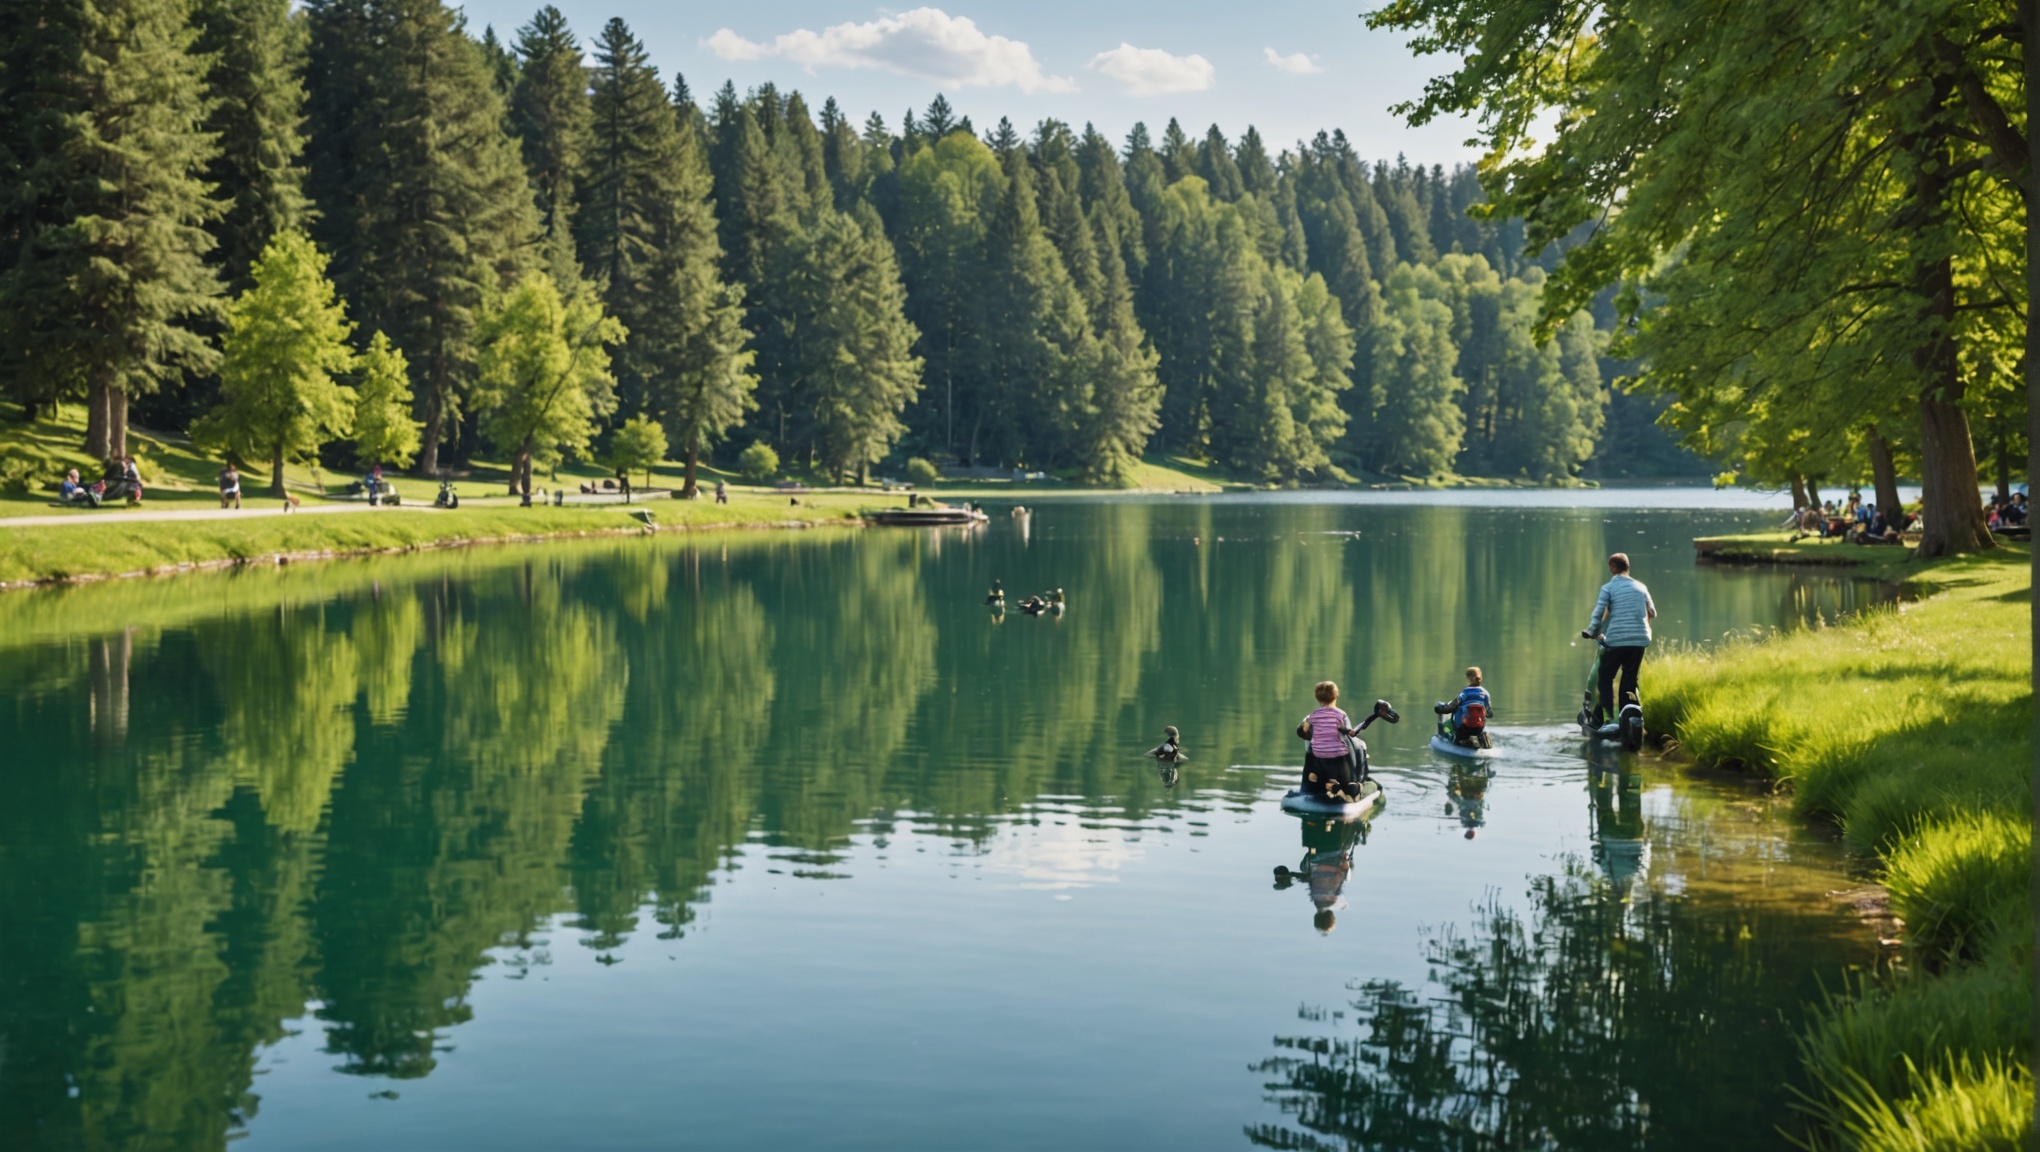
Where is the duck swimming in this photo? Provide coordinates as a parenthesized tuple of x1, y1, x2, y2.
(1147, 725, 1186, 764)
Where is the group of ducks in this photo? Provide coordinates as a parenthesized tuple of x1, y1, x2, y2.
(985, 581, 1065, 616)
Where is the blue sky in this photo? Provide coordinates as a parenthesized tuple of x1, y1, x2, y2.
(456, 1, 1481, 166)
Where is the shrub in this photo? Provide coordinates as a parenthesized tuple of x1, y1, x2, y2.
(905, 456, 939, 486)
(737, 442, 779, 484)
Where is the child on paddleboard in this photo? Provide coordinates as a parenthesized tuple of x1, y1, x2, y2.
(1298, 681, 1363, 802)
(1434, 666, 1494, 749)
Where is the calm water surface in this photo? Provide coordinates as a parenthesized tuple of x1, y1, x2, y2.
(1, 494, 1892, 1150)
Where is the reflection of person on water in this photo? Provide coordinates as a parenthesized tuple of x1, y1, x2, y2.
(1591, 764, 1651, 897)
(1443, 767, 1488, 839)
(1432, 666, 1494, 749)
(1273, 818, 1364, 933)
(1297, 681, 1364, 802)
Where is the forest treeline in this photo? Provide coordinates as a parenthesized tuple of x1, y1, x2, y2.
(0, 0, 1673, 493)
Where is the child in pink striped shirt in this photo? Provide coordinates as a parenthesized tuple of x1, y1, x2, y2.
(1298, 681, 1360, 800)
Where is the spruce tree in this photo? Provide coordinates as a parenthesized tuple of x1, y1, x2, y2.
(305, 0, 539, 474)
(513, 6, 593, 284)
(979, 146, 1098, 467)
(772, 206, 923, 479)
(0, 0, 224, 457)
(579, 18, 755, 496)
(191, 0, 310, 291)
(1084, 216, 1162, 484)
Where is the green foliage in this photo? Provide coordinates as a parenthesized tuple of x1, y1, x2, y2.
(1883, 813, 2031, 962)
(904, 456, 939, 486)
(303, 0, 538, 473)
(770, 207, 923, 479)
(604, 414, 668, 486)
(192, 229, 356, 494)
(1362, 264, 1464, 476)
(192, 0, 309, 291)
(512, 6, 592, 284)
(472, 274, 624, 487)
(738, 441, 779, 483)
(1366, 0, 2018, 551)
(0, 0, 225, 454)
(1800, 963, 2032, 1116)
(351, 332, 420, 469)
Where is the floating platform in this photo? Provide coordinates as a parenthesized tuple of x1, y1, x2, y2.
(868, 507, 989, 526)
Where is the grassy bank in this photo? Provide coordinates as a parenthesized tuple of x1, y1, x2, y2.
(1693, 531, 1922, 572)
(0, 495, 865, 588)
(1647, 546, 2032, 1148)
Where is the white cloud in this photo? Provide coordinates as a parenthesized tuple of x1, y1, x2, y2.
(1264, 48, 1322, 75)
(1087, 43, 1216, 97)
(703, 8, 1075, 94)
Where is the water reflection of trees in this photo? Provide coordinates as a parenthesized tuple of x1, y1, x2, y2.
(0, 504, 1890, 1149)
(1248, 857, 1870, 1151)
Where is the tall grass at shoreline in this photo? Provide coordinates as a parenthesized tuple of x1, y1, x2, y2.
(1644, 547, 2031, 1149)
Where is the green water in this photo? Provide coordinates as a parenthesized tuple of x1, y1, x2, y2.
(1, 494, 1890, 1150)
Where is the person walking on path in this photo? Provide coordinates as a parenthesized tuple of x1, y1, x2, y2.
(1581, 552, 1656, 727)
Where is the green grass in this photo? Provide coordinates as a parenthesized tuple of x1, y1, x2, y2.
(1693, 530, 1921, 574)
(0, 495, 868, 587)
(1820, 1054, 2032, 1152)
(1645, 545, 2032, 1146)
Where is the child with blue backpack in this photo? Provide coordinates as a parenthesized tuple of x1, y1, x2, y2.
(1434, 666, 1494, 749)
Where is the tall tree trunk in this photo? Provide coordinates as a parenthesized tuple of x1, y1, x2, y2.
(270, 438, 287, 498)
(1805, 478, 1822, 509)
(1789, 475, 1808, 509)
(1907, 104, 1993, 557)
(1864, 423, 1904, 520)
(682, 431, 699, 499)
(110, 390, 127, 458)
(85, 371, 114, 460)
(417, 371, 445, 476)
(1993, 430, 2011, 501)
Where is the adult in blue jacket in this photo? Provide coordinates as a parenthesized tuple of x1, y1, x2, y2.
(1581, 552, 1656, 727)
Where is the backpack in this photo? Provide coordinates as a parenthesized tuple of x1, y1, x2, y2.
(1459, 701, 1488, 732)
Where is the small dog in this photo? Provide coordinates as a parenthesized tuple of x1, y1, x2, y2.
(283, 492, 301, 513)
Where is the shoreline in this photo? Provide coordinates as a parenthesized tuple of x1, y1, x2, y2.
(0, 500, 865, 591)
(1647, 545, 2032, 1144)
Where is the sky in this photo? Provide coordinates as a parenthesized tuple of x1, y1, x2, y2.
(455, 0, 1483, 166)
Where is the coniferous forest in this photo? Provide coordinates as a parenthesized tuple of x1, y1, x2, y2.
(0, 0, 1695, 491)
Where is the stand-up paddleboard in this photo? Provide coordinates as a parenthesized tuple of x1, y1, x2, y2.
(1280, 778, 1384, 820)
(1429, 734, 1501, 762)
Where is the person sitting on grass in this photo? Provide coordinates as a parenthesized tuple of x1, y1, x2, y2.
(1859, 509, 1901, 545)
(1434, 666, 1494, 749)
(218, 463, 242, 509)
(59, 468, 100, 507)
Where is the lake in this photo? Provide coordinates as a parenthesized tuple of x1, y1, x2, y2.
(0, 492, 1894, 1150)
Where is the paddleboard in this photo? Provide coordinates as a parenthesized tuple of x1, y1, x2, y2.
(1280, 780, 1384, 820)
(1429, 734, 1501, 762)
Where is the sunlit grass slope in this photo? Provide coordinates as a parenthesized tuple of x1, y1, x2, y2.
(0, 497, 865, 587)
(1644, 546, 2032, 1147)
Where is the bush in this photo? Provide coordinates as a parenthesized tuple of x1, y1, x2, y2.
(737, 442, 779, 484)
(905, 456, 940, 486)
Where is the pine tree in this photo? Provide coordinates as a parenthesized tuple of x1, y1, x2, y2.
(305, 0, 539, 474)
(513, 6, 593, 284)
(772, 206, 923, 479)
(352, 332, 422, 470)
(892, 131, 1001, 461)
(1083, 215, 1162, 484)
(192, 229, 356, 496)
(1158, 119, 1195, 183)
(0, 0, 225, 456)
(1197, 126, 1244, 201)
(979, 145, 1098, 467)
(922, 94, 957, 138)
(191, 0, 310, 291)
(580, 18, 756, 497)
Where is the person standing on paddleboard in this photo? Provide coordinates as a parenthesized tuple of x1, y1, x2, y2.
(1582, 552, 1657, 728)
